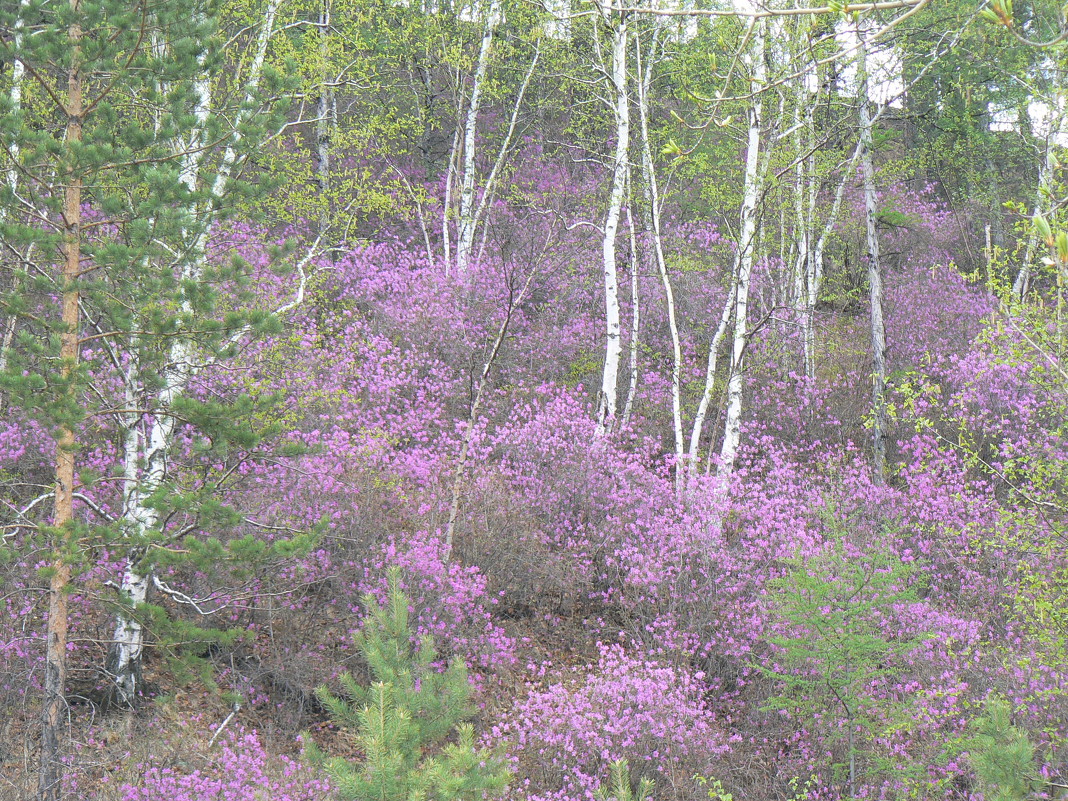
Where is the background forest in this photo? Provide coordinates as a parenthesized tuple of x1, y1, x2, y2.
(1, 0, 1067, 798)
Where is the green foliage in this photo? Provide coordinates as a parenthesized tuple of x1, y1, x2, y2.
(695, 773, 817, 801)
(0, 0, 321, 705)
(968, 695, 1045, 801)
(759, 505, 930, 794)
(312, 570, 510, 801)
(595, 760, 653, 801)
(694, 774, 734, 801)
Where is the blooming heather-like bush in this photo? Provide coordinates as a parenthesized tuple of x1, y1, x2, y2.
(118, 728, 331, 801)
(501, 642, 730, 801)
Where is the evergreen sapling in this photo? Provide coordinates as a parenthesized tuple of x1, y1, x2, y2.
(312, 569, 510, 801)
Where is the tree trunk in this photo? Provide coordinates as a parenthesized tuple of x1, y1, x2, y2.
(442, 126, 460, 269)
(635, 26, 683, 489)
(718, 19, 767, 477)
(314, 0, 332, 238)
(454, 0, 501, 277)
(106, 0, 281, 708)
(621, 192, 640, 429)
(595, 6, 629, 437)
(858, 26, 887, 484)
(40, 4, 82, 797)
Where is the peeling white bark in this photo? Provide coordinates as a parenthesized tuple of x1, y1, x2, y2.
(718, 19, 767, 477)
(443, 125, 460, 269)
(595, 7, 629, 437)
(635, 27, 683, 489)
(858, 26, 887, 483)
(454, 0, 501, 277)
(108, 0, 283, 707)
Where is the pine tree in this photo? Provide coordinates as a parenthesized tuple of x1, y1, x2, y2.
(759, 507, 930, 799)
(968, 695, 1045, 801)
(595, 760, 654, 801)
(0, 0, 304, 793)
(313, 570, 511, 801)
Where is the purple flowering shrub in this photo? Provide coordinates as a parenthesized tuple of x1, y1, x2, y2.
(116, 727, 331, 801)
(500, 642, 731, 801)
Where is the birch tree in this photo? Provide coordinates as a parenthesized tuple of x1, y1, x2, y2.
(0, 0, 311, 737)
(453, 0, 502, 277)
(718, 17, 770, 476)
(857, 20, 888, 482)
(635, 22, 685, 489)
(595, 3, 630, 436)
(104, 0, 301, 709)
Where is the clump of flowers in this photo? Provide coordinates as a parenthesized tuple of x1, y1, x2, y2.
(119, 728, 331, 801)
(500, 642, 730, 801)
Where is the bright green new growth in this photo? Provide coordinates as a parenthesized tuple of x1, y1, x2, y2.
(594, 759, 653, 801)
(759, 506, 930, 798)
(313, 569, 510, 801)
(968, 695, 1045, 801)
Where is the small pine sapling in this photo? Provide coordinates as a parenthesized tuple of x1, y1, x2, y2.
(311, 569, 510, 801)
(594, 759, 653, 801)
(759, 507, 930, 798)
(968, 695, 1046, 801)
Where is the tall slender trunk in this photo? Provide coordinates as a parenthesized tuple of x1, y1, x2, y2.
(315, 0, 332, 238)
(40, 5, 83, 797)
(454, 0, 501, 277)
(858, 27, 887, 483)
(635, 26, 683, 489)
(718, 19, 767, 477)
(106, 0, 281, 708)
(442, 125, 460, 269)
(686, 282, 735, 480)
(1013, 108, 1066, 302)
(803, 128, 820, 381)
(621, 197, 640, 429)
(595, 7, 629, 437)
(791, 73, 813, 379)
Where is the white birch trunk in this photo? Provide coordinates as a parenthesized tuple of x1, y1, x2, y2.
(595, 7, 629, 437)
(1013, 105, 1067, 301)
(717, 19, 767, 477)
(803, 133, 819, 380)
(686, 282, 735, 480)
(442, 125, 460, 270)
(621, 198, 640, 429)
(454, 0, 501, 277)
(107, 0, 281, 706)
(315, 0, 332, 237)
(858, 28, 887, 483)
(635, 27, 683, 489)
(3, 0, 23, 203)
(793, 128, 809, 374)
